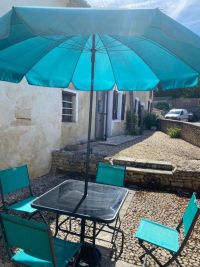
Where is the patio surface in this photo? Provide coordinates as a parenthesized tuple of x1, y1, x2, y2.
(86, 131, 200, 172)
(98, 135, 141, 146)
(1, 173, 200, 267)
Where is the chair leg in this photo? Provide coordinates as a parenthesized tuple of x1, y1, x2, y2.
(27, 210, 47, 225)
(140, 242, 163, 267)
(169, 252, 182, 266)
(107, 217, 124, 261)
(54, 213, 59, 237)
(163, 252, 182, 267)
(139, 247, 157, 262)
(139, 241, 182, 267)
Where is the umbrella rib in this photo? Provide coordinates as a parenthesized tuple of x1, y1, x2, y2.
(98, 34, 118, 90)
(23, 35, 87, 79)
(109, 35, 161, 82)
(70, 35, 91, 86)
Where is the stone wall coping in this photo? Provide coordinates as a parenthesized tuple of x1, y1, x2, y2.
(126, 166, 173, 176)
(105, 156, 174, 168)
(160, 118, 200, 130)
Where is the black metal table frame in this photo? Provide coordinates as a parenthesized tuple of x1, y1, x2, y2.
(31, 180, 128, 266)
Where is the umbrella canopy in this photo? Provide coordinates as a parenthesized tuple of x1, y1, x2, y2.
(0, 7, 200, 195)
(0, 7, 199, 90)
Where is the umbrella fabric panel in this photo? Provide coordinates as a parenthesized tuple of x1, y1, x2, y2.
(72, 35, 115, 91)
(0, 36, 58, 83)
(27, 35, 89, 88)
(100, 35, 159, 91)
(2, 7, 157, 37)
(115, 36, 199, 89)
(144, 28, 200, 74)
(0, 7, 200, 90)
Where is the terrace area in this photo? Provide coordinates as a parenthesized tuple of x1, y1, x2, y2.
(1, 172, 200, 267)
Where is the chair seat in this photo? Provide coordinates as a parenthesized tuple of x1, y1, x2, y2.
(135, 218, 179, 252)
(8, 196, 37, 213)
(12, 237, 81, 267)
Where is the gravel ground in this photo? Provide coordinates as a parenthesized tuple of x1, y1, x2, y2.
(0, 173, 200, 267)
(114, 131, 200, 171)
(92, 131, 200, 172)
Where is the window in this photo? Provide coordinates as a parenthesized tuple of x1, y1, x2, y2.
(112, 90, 126, 120)
(134, 98, 138, 114)
(121, 93, 126, 120)
(112, 90, 118, 120)
(62, 90, 78, 122)
(147, 100, 152, 112)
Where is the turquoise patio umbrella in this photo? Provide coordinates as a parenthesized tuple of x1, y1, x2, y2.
(0, 7, 200, 194)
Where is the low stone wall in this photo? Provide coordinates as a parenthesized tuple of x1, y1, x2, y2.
(127, 169, 200, 192)
(52, 151, 200, 193)
(160, 119, 200, 147)
(52, 150, 105, 175)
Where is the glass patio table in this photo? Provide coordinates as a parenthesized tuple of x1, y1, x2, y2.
(32, 179, 128, 266)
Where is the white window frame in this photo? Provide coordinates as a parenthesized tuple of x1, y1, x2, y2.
(62, 88, 78, 123)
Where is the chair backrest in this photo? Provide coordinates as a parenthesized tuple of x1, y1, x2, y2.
(0, 213, 55, 263)
(0, 165, 30, 195)
(96, 162, 126, 187)
(182, 193, 199, 236)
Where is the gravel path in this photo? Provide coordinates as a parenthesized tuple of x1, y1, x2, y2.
(118, 189, 200, 267)
(112, 131, 200, 172)
(76, 131, 200, 172)
(0, 173, 200, 267)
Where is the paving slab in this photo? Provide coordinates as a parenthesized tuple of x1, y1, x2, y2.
(98, 135, 141, 146)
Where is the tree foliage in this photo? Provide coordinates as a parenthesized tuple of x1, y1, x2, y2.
(155, 82, 200, 98)
(67, 0, 90, 7)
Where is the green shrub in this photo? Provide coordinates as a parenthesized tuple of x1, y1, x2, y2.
(143, 113, 159, 130)
(167, 127, 181, 138)
(126, 111, 138, 135)
(155, 102, 170, 111)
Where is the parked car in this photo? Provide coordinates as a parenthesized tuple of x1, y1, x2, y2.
(164, 109, 188, 121)
(188, 112, 198, 122)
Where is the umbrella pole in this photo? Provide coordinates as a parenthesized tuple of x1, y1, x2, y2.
(84, 34, 96, 196)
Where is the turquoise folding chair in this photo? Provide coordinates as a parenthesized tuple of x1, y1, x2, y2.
(96, 162, 126, 187)
(95, 162, 126, 260)
(135, 193, 200, 267)
(0, 165, 38, 218)
(0, 212, 81, 267)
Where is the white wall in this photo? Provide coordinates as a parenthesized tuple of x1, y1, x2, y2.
(0, 79, 62, 178)
(0, 0, 89, 178)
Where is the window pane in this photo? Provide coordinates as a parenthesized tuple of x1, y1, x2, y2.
(121, 93, 126, 120)
(62, 92, 73, 101)
(62, 115, 72, 122)
(62, 108, 72, 115)
(112, 90, 118, 120)
(62, 91, 74, 122)
(63, 101, 72, 108)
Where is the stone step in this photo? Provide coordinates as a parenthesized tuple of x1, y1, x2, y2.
(126, 166, 173, 176)
(108, 157, 174, 171)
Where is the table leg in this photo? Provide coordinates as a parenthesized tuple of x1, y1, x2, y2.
(80, 218, 86, 243)
(92, 222, 101, 267)
(79, 219, 101, 267)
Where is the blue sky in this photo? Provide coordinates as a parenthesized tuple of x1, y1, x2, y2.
(87, 0, 200, 36)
